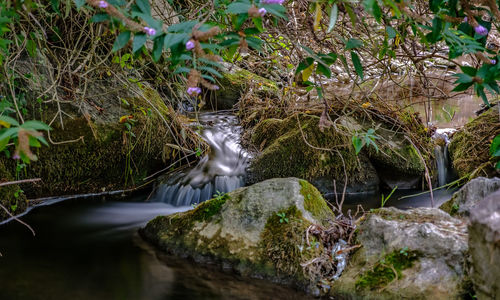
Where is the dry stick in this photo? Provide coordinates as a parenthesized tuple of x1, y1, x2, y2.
(0, 178, 41, 187)
(0, 203, 35, 236)
(405, 136, 434, 207)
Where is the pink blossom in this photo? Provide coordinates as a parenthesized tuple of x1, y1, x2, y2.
(474, 25, 488, 36)
(186, 40, 195, 50)
(144, 27, 156, 36)
(98, 1, 108, 8)
(187, 87, 202, 96)
(13, 154, 20, 160)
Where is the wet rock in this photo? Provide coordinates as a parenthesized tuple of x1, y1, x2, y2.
(440, 177, 500, 216)
(141, 178, 334, 289)
(332, 207, 469, 299)
(468, 190, 500, 299)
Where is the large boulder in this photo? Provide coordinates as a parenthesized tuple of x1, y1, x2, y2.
(332, 207, 469, 299)
(247, 114, 426, 195)
(140, 178, 334, 289)
(468, 190, 500, 299)
(440, 177, 500, 216)
(448, 108, 500, 179)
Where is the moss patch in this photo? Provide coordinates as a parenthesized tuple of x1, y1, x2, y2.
(355, 249, 419, 290)
(448, 108, 500, 179)
(299, 179, 334, 224)
(0, 161, 28, 220)
(260, 206, 321, 280)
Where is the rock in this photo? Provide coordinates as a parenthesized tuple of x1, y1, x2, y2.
(140, 178, 334, 289)
(468, 190, 500, 299)
(209, 62, 278, 110)
(448, 108, 500, 179)
(332, 207, 469, 299)
(440, 177, 500, 216)
(247, 114, 426, 195)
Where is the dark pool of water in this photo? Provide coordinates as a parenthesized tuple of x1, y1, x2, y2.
(0, 198, 312, 300)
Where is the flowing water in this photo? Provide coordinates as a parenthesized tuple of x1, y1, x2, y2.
(152, 112, 249, 206)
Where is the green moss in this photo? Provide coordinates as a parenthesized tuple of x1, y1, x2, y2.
(0, 161, 28, 220)
(439, 198, 459, 216)
(222, 68, 278, 93)
(448, 108, 500, 179)
(355, 249, 419, 290)
(250, 114, 364, 185)
(191, 194, 229, 222)
(260, 206, 321, 279)
(299, 179, 334, 224)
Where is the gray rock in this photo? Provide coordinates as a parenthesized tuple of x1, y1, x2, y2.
(332, 207, 469, 299)
(141, 178, 334, 288)
(469, 190, 500, 300)
(440, 177, 500, 216)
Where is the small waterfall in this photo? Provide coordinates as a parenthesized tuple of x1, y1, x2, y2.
(433, 129, 456, 187)
(153, 113, 249, 206)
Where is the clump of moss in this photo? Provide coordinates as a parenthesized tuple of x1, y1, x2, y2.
(448, 108, 500, 179)
(299, 179, 334, 224)
(0, 161, 28, 220)
(260, 206, 321, 279)
(355, 248, 419, 290)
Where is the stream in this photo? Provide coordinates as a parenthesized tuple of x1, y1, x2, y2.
(0, 110, 460, 299)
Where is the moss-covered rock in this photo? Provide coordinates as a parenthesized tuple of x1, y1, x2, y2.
(209, 63, 278, 110)
(140, 178, 333, 290)
(331, 207, 470, 299)
(248, 114, 426, 195)
(448, 107, 500, 179)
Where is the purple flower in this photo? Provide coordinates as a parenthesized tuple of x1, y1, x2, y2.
(491, 59, 497, 65)
(261, 0, 285, 4)
(12, 154, 20, 160)
(144, 27, 156, 36)
(258, 8, 267, 16)
(98, 1, 108, 8)
(213, 85, 220, 90)
(186, 40, 195, 50)
(463, 16, 468, 23)
(474, 25, 488, 36)
(187, 87, 202, 96)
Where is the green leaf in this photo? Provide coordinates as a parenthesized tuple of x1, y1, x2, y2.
(136, 0, 151, 15)
(0, 138, 8, 152)
(152, 34, 166, 62)
(327, 4, 338, 33)
(490, 134, 500, 156)
(226, 2, 252, 14)
(0, 115, 20, 127)
(112, 31, 131, 52)
(252, 17, 264, 32)
(73, 0, 85, 9)
(460, 66, 477, 76)
(28, 136, 41, 148)
(132, 33, 147, 53)
(21, 120, 51, 131)
(295, 57, 314, 75)
(346, 38, 363, 50)
(200, 66, 222, 78)
(167, 21, 198, 33)
(316, 63, 331, 78)
(386, 26, 397, 39)
(164, 33, 188, 49)
(352, 135, 364, 155)
(453, 73, 473, 84)
(475, 84, 490, 106)
(0, 128, 19, 141)
(351, 51, 363, 80)
(51, 0, 60, 14)
(452, 82, 474, 92)
(246, 36, 263, 50)
(91, 13, 110, 23)
(173, 67, 191, 74)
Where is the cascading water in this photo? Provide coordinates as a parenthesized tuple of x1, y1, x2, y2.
(433, 129, 456, 187)
(153, 112, 249, 206)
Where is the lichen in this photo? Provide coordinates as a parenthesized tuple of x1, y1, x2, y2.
(299, 179, 334, 224)
(355, 249, 419, 290)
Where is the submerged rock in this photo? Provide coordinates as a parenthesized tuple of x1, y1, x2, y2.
(440, 177, 500, 216)
(468, 190, 500, 299)
(141, 178, 334, 289)
(332, 207, 469, 299)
